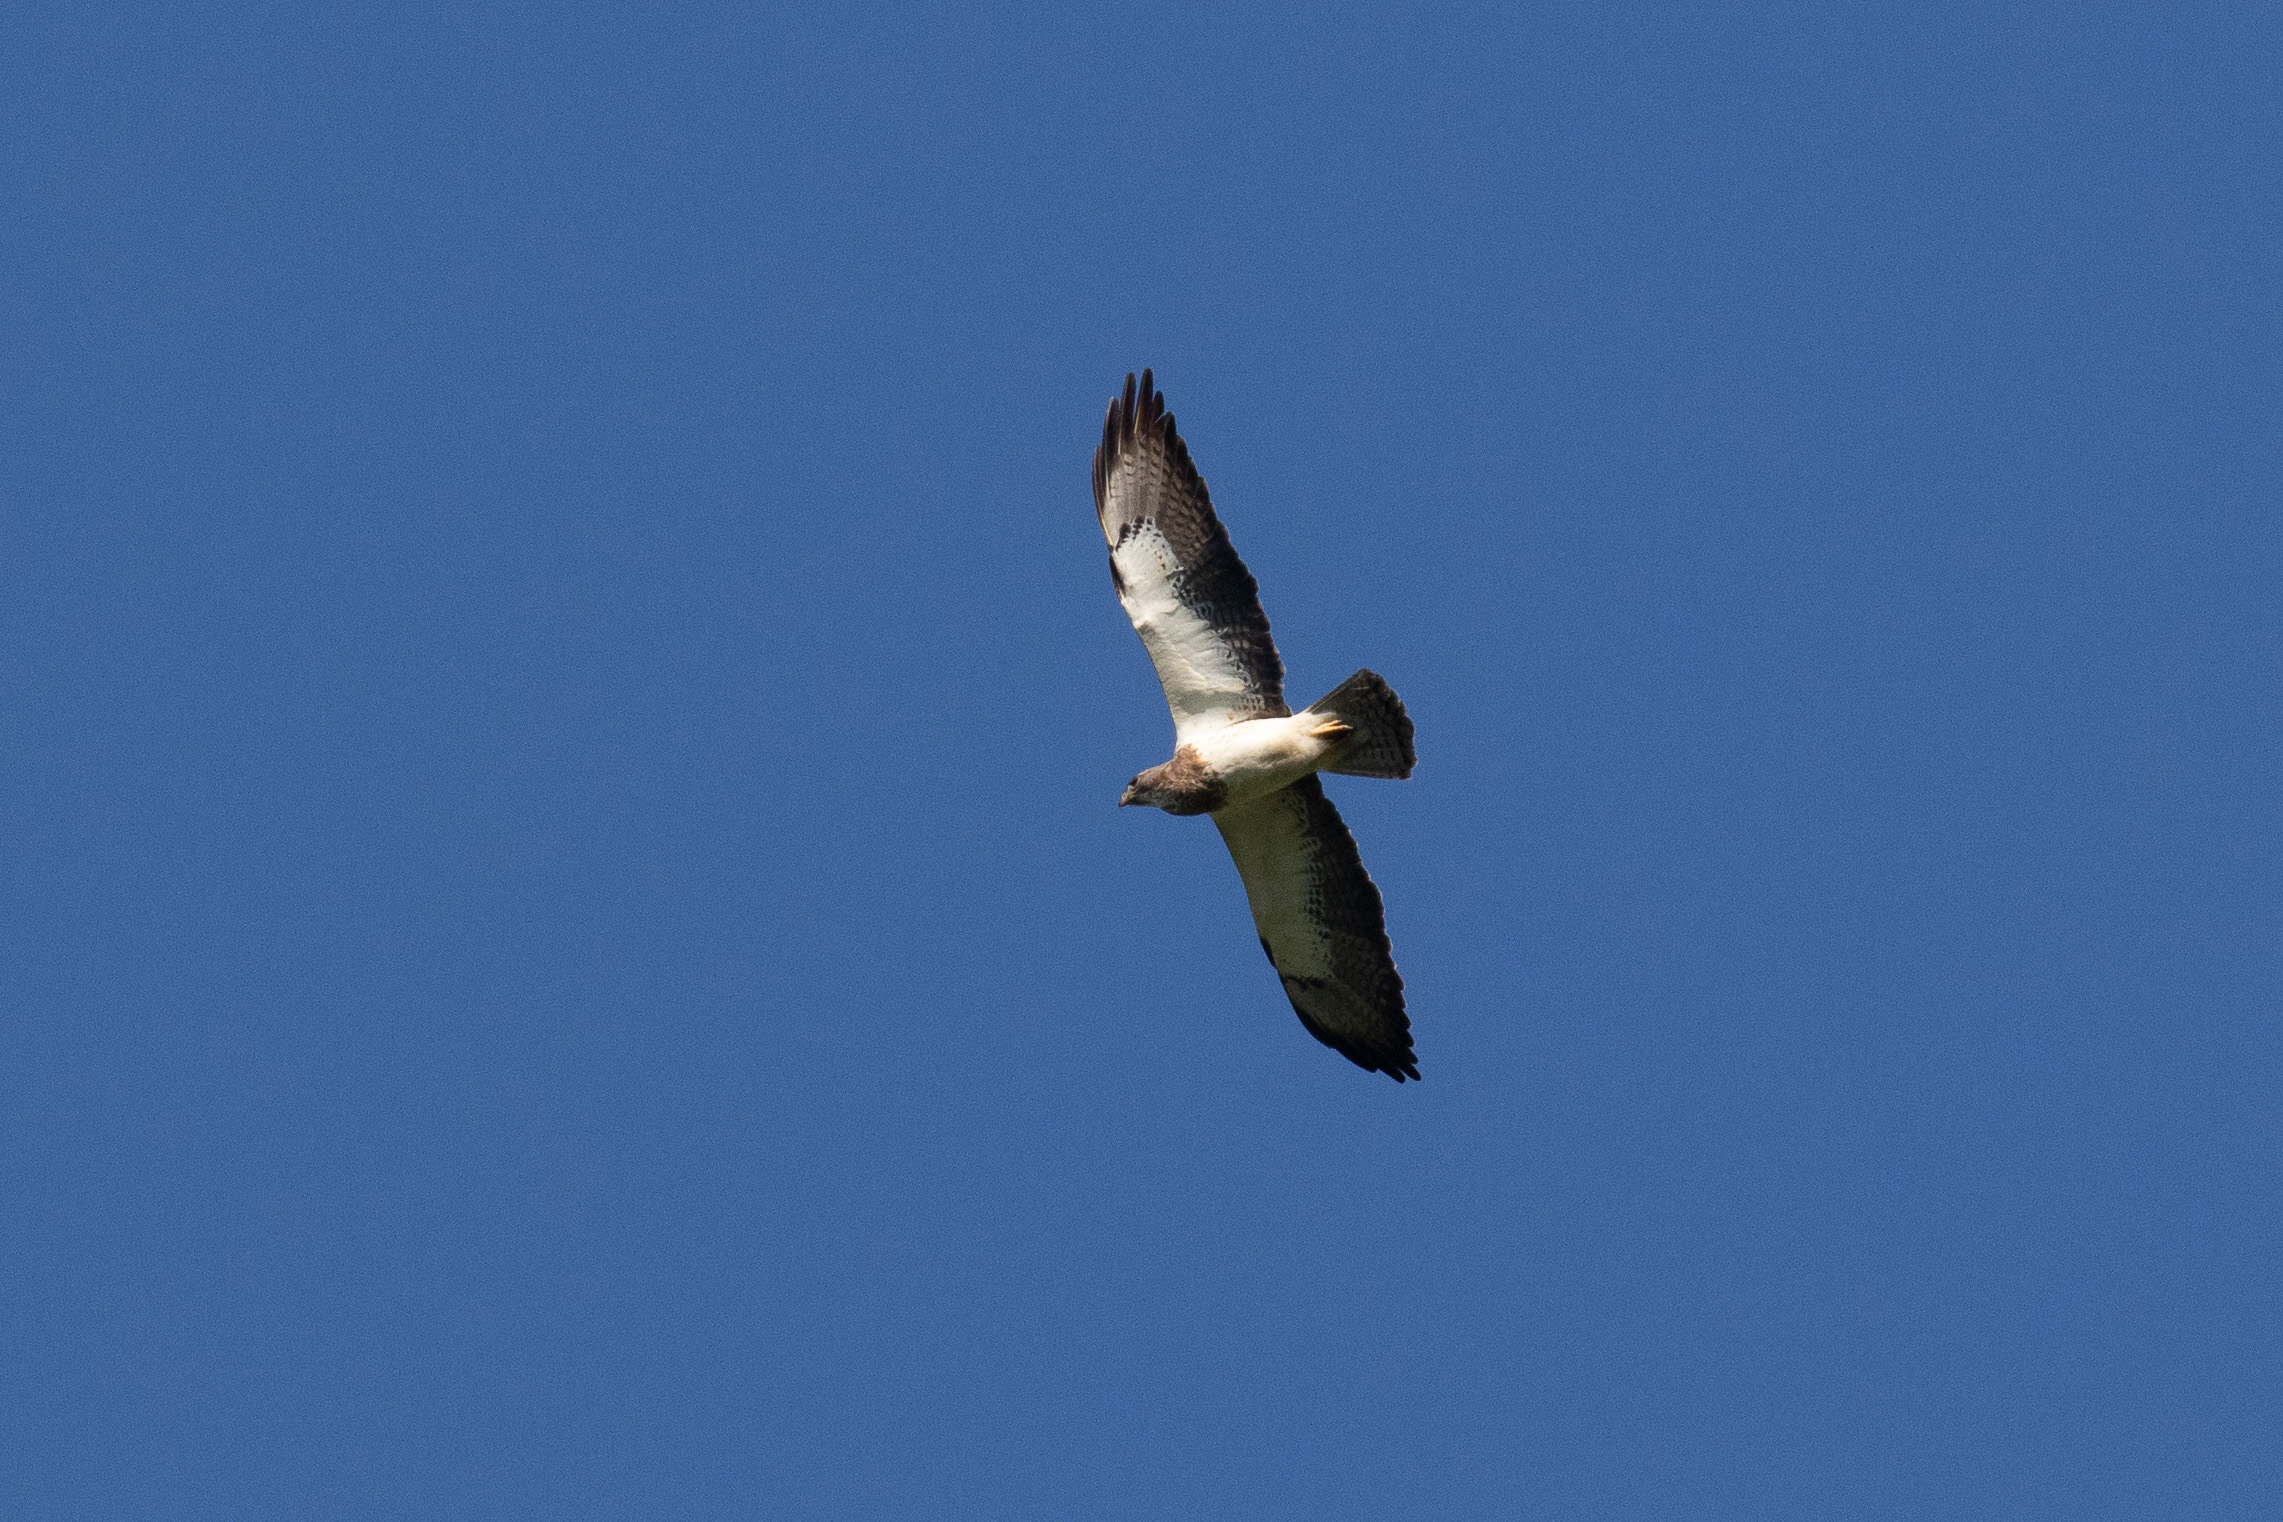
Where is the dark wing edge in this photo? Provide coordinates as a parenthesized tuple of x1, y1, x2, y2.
(1092, 369, 1286, 721)
(1214, 774, 1417, 1082)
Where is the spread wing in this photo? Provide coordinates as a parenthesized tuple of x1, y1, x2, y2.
(1093, 370, 1287, 740)
(1213, 775, 1416, 1081)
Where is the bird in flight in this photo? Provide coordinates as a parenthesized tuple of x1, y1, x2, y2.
(1093, 370, 1418, 1081)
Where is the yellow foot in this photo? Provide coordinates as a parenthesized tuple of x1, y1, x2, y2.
(1308, 721, 1354, 738)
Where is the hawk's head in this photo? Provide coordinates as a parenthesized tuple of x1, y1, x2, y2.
(1120, 747, 1225, 816)
(1119, 770, 1170, 809)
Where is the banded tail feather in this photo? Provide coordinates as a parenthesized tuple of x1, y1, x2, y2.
(1307, 669, 1415, 780)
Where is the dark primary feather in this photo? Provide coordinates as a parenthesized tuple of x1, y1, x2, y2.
(1093, 370, 1286, 724)
(1213, 775, 1416, 1081)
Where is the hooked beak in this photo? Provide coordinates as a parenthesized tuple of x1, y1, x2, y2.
(1119, 783, 1140, 807)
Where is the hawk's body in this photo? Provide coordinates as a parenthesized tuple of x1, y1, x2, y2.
(1094, 371, 1419, 1082)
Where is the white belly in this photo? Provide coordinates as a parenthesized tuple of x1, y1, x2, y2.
(1191, 715, 1345, 806)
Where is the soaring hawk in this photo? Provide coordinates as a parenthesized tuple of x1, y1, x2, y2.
(1094, 370, 1418, 1081)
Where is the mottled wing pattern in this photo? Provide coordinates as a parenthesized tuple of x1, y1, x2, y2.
(1212, 775, 1416, 1081)
(1093, 370, 1287, 740)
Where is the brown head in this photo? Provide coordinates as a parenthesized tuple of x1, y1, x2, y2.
(1119, 745, 1226, 816)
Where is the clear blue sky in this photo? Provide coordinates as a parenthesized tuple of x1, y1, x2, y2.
(6, 4, 2276, 1517)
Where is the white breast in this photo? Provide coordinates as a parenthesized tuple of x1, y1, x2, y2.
(1192, 715, 1345, 806)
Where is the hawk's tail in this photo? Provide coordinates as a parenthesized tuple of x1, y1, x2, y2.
(1307, 669, 1415, 780)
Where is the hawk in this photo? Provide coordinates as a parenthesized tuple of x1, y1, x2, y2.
(1094, 370, 1419, 1081)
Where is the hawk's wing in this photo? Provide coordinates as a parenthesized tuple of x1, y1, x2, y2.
(1213, 775, 1416, 1081)
(1093, 370, 1287, 741)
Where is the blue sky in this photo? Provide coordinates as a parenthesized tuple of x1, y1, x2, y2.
(5, 4, 2277, 1517)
